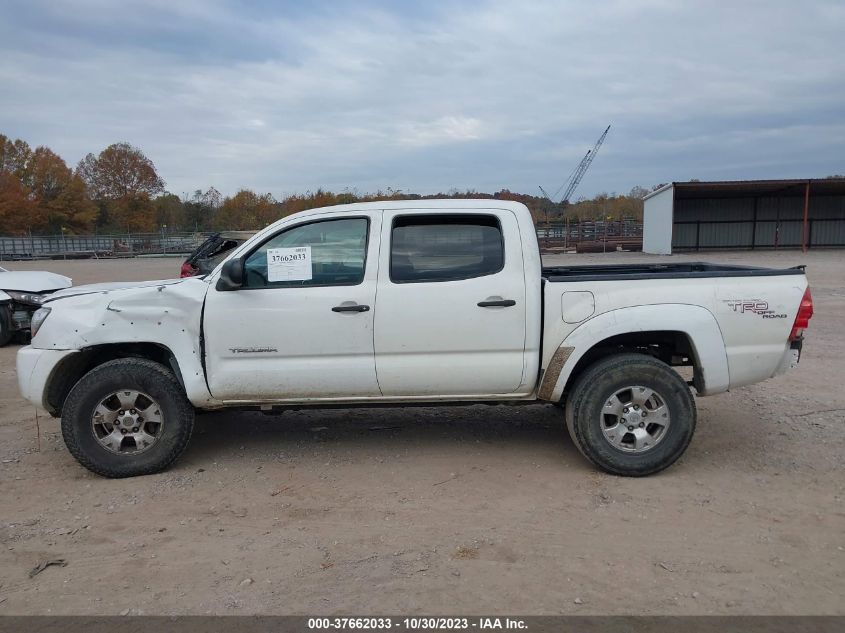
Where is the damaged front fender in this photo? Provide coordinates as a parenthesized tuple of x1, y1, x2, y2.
(32, 278, 217, 407)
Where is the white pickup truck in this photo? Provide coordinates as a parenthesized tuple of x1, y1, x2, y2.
(17, 200, 814, 478)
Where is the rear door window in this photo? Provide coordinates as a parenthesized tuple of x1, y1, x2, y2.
(390, 214, 504, 283)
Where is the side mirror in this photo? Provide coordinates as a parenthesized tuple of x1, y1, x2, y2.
(216, 258, 244, 291)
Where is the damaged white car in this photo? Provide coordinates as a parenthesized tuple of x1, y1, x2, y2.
(0, 266, 72, 346)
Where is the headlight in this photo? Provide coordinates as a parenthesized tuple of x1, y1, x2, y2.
(5, 290, 46, 305)
(30, 307, 51, 337)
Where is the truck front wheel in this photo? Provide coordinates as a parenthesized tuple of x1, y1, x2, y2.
(565, 353, 696, 476)
(61, 358, 194, 478)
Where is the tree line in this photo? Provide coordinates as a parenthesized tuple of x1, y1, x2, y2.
(0, 133, 648, 236)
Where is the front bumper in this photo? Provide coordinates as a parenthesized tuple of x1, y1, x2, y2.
(17, 346, 79, 412)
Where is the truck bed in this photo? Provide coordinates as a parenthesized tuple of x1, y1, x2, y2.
(542, 261, 806, 282)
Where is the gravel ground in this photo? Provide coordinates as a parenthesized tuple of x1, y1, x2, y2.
(0, 251, 842, 615)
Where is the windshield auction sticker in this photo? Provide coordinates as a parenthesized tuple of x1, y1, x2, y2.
(267, 246, 312, 282)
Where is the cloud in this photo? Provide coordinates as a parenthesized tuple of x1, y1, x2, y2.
(397, 117, 485, 147)
(1, 0, 843, 198)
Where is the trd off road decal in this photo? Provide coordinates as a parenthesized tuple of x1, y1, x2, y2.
(724, 299, 788, 319)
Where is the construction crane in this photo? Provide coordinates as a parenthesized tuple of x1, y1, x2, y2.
(540, 124, 611, 206)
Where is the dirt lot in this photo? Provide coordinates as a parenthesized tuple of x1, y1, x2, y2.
(0, 251, 843, 615)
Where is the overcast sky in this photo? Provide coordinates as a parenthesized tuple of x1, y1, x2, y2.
(1, 0, 843, 199)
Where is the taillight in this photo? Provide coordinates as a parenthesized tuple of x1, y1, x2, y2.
(180, 262, 198, 278)
(789, 287, 813, 341)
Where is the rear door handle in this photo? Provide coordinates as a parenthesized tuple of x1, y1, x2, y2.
(332, 304, 370, 313)
(477, 299, 516, 308)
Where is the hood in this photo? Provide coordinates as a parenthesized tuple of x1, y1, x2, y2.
(46, 278, 188, 302)
(0, 270, 72, 293)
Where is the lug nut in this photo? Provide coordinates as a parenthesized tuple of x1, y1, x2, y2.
(132, 427, 139, 433)
(627, 425, 634, 431)
(623, 408, 629, 414)
(130, 409, 136, 414)
(642, 411, 648, 417)
(118, 410, 125, 415)
(120, 429, 127, 434)
(639, 422, 645, 428)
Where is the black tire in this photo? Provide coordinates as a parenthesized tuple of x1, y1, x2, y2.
(565, 353, 696, 477)
(0, 305, 13, 347)
(61, 358, 194, 478)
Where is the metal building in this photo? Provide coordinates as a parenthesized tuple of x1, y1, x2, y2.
(643, 179, 845, 254)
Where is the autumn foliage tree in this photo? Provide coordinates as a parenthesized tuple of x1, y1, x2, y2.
(154, 193, 186, 231)
(0, 172, 38, 234)
(28, 147, 98, 232)
(0, 136, 32, 176)
(182, 188, 222, 231)
(76, 142, 165, 232)
(566, 192, 644, 222)
(213, 190, 278, 230)
(76, 142, 164, 199)
(0, 135, 96, 234)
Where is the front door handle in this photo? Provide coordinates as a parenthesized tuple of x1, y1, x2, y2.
(477, 299, 516, 308)
(332, 304, 370, 313)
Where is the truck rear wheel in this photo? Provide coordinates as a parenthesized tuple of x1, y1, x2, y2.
(61, 358, 194, 478)
(565, 353, 696, 476)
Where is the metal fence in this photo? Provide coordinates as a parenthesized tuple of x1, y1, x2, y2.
(0, 232, 211, 261)
(536, 219, 643, 251)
